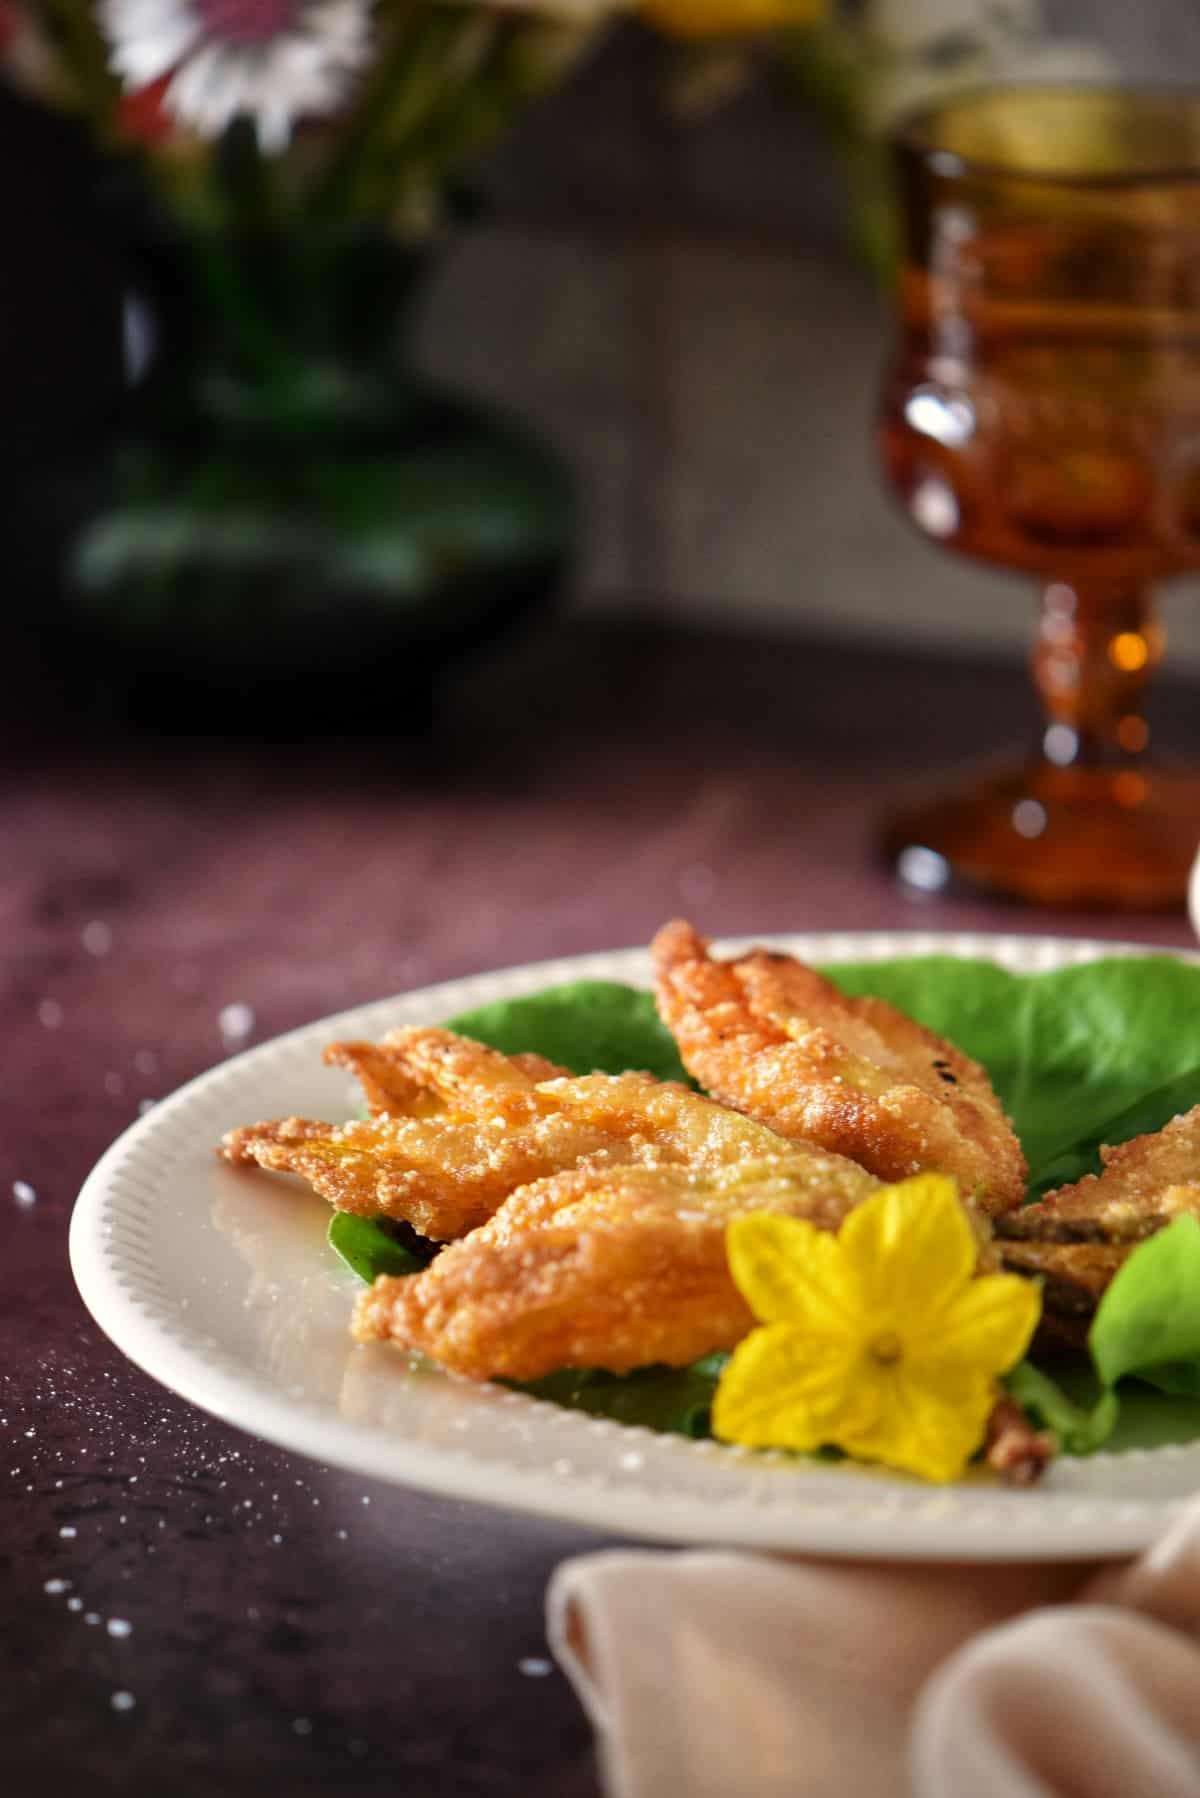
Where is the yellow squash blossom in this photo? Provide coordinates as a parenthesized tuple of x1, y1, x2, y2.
(712, 1174, 1041, 1484)
(641, 0, 826, 41)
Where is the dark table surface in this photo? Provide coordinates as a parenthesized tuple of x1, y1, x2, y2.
(4, 615, 1198, 1798)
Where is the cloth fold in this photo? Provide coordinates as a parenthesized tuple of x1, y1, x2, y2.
(547, 1501, 1200, 1798)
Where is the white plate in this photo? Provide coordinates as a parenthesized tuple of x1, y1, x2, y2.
(70, 931, 1200, 1560)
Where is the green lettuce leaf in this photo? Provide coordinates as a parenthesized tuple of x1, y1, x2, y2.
(1006, 1219, 1200, 1453)
(448, 979, 690, 1083)
(825, 955, 1200, 1191)
(1004, 1361, 1119, 1455)
(1006, 1357, 1200, 1453)
(1091, 1217, 1200, 1394)
(1026, 1067, 1200, 1200)
(512, 1354, 730, 1438)
(328, 1213, 438, 1283)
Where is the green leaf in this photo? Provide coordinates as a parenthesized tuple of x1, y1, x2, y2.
(1009, 1356, 1200, 1452)
(1004, 1360, 1119, 1455)
(511, 1355, 729, 1438)
(1026, 1066, 1200, 1201)
(448, 979, 691, 1083)
(328, 1212, 436, 1283)
(1091, 1217, 1200, 1391)
(825, 956, 1200, 1191)
(1105, 1384, 1200, 1446)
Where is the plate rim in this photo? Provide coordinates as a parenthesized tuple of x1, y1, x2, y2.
(70, 927, 1200, 1560)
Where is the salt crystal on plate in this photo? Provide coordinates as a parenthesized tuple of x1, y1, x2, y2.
(82, 921, 113, 957)
(219, 1002, 255, 1044)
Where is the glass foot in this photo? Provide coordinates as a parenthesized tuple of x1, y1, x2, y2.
(883, 760, 1200, 909)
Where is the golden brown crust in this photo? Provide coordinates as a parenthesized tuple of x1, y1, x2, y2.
(221, 1117, 335, 1166)
(219, 1032, 870, 1243)
(351, 1150, 882, 1380)
(997, 1239, 1129, 1353)
(323, 1034, 568, 1119)
(993, 1112, 1200, 1344)
(1002, 1108, 1200, 1244)
(651, 920, 1026, 1214)
(999, 1239, 1128, 1305)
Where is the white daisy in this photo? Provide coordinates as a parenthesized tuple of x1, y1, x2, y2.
(100, 0, 373, 151)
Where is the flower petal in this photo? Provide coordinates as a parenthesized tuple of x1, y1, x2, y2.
(841, 1368, 997, 1484)
(910, 1271, 1042, 1378)
(725, 1213, 860, 1335)
(838, 1174, 977, 1316)
(711, 1324, 861, 1451)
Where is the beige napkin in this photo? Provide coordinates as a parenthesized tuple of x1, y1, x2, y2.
(548, 1502, 1200, 1798)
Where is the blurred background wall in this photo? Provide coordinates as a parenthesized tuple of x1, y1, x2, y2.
(6, 2, 1200, 669)
(419, 1, 1200, 665)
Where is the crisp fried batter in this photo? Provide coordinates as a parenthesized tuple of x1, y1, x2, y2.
(352, 1150, 883, 1379)
(652, 920, 1026, 1215)
(995, 1107, 1200, 1346)
(220, 1029, 835, 1242)
(998, 1239, 1133, 1353)
(323, 1033, 567, 1119)
(1001, 1107, 1200, 1244)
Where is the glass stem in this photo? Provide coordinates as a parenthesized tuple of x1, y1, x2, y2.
(1031, 581, 1163, 770)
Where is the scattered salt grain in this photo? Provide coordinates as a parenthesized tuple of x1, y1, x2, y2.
(110, 1691, 135, 1713)
(519, 1658, 553, 1678)
(59, 1526, 77, 1539)
(43, 1579, 71, 1595)
(133, 1049, 158, 1076)
(37, 999, 64, 1030)
(104, 1072, 126, 1097)
(67, 1598, 82, 1612)
(106, 1619, 132, 1639)
(218, 1002, 255, 1045)
(82, 921, 113, 957)
(13, 1181, 36, 1208)
(292, 1718, 312, 1736)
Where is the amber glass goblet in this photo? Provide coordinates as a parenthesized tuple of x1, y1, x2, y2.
(879, 87, 1200, 908)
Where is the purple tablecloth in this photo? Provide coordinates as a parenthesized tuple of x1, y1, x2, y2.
(3, 618, 1195, 1797)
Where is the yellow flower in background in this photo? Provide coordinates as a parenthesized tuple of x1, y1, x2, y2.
(712, 1174, 1040, 1483)
(641, 0, 826, 41)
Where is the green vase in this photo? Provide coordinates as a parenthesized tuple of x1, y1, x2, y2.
(26, 223, 575, 734)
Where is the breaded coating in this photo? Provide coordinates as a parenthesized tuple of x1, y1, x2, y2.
(994, 1107, 1200, 1348)
(1000, 1106, 1200, 1245)
(351, 1150, 883, 1380)
(323, 1033, 567, 1119)
(998, 1239, 1136, 1353)
(652, 920, 1026, 1215)
(220, 1030, 832, 1242)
